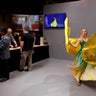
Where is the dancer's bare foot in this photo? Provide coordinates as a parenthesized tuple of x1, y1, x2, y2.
(76, 80, 81, 86)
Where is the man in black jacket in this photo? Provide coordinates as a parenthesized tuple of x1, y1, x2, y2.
(0, 27, 10, 82)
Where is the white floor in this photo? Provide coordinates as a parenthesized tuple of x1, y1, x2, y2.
(0, 58, 96, 96)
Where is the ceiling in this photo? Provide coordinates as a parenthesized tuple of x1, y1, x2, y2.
(0, 0, 44, 14)
(0, 0, 79, 14)
(44, 0, 79, 4)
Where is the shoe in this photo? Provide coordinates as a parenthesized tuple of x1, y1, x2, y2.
(0, 77, 2, 80)
(0, 78, 9, 82)
(24, 68, 32, 71)
(24, 69, 29, 71)
(0, 76, 2, 79)
(28, 68, 32, 71)
(18, 69, 24, 72)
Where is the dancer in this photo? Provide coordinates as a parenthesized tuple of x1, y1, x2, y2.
(64, 17, 96, 86)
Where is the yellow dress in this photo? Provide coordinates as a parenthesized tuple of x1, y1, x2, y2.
(64, 17, 96, 81)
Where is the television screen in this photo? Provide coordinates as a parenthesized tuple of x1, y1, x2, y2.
(44, 13, 67, 28)
(11, 14, 40, 31)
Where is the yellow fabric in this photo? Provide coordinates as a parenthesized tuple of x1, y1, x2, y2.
(64, 17, 81, 56)
(64, 17, 96, 65)
(64, 16, 96, 81)
(82, 33, 96, 65)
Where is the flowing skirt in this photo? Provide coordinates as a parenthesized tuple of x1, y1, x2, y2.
(68, 49, 96, 82)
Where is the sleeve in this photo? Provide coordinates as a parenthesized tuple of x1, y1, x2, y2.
(10, 34, 16, 42)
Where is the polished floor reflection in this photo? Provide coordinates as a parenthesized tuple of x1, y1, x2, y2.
(0, 58, 96, 96)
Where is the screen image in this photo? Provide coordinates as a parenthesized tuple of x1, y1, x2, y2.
(12, 14, 40, 31)
(44, 13, 66, 28)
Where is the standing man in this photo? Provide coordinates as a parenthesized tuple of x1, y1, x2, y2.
(7, 28, 17, 48)
(19, 26, 34, 71)
(0, 27, 10, 82)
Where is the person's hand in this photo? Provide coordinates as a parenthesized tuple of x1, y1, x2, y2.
(15, 43, 17, 47)
(10, 44, 14, 48)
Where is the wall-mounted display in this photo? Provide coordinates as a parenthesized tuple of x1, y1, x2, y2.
(44, 13, 66, 28)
